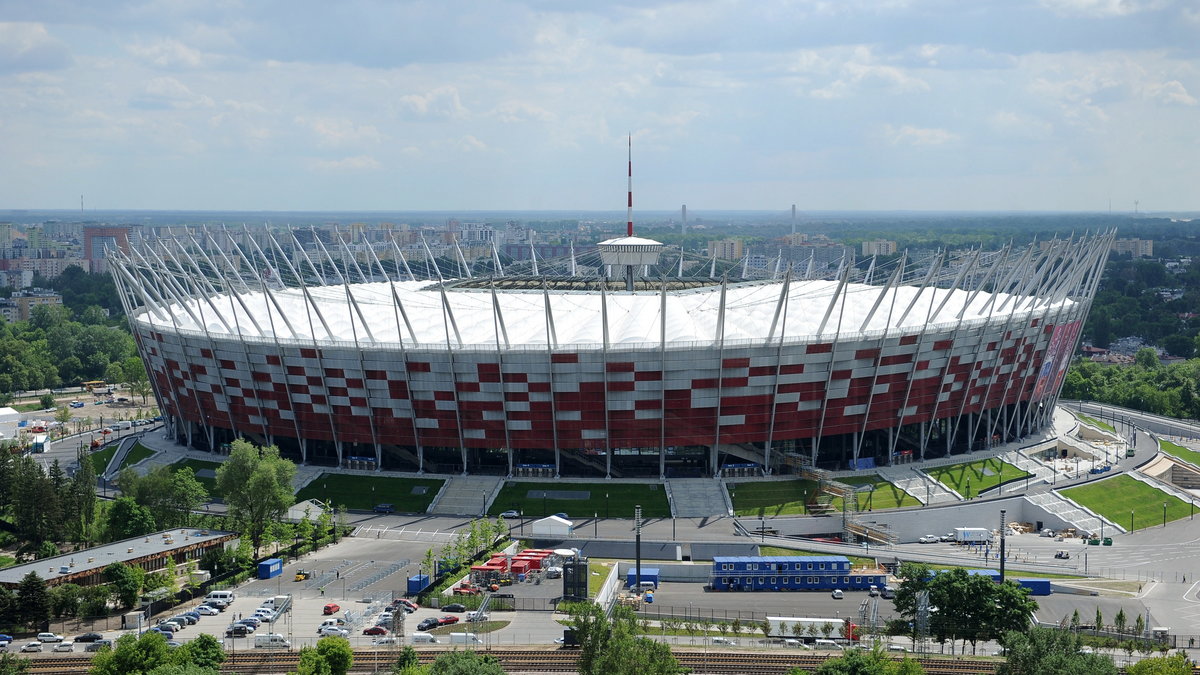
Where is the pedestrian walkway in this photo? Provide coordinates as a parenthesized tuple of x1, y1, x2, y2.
(876, 465, 960, 505)
(1025, 489, 1113, 535)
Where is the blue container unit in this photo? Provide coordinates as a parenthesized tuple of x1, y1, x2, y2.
(257, 558, 283, 580)
(1017, 578, 1052, 596)
(710, 556, 886, 592)
(407, 574, 430, 595)
(626, 567, 660, 589)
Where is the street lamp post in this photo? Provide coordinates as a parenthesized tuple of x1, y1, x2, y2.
(594, 513, 598, 538)
(605, 492, 609, 519)
(1163, 502, 1167, 528)
(1130, 510, 1135, 533)
(966, 478, 971, 500)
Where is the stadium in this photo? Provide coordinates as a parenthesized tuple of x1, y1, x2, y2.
(112, 229, 1112, 479)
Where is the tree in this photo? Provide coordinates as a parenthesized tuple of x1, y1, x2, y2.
(103, 497, 157, 542)
(1115, 608, 1128, 634)
(427, 650, 505, 675)
(295, 646, 332, 675)
(1135, 613, 1146, 637)
(0, 653, 30, 675)
(1095, 607, 1103, 633)
(172, 633, 225, 671)
(1135, 348, 1160, 369)
(49, 583, 82, 618)
(90, 631, 172, 675)
(16, 571, 50, 630)
(215, 440, 296, 554)
(567, 603, 684, 675)
(79, 585, 110, 618)
(391, 646, 421, 674)
(812, 644, 926, 674)
(38, 393, 56, 409)
(145, 665, 218, 675)
(104, 562, 145, 610)
(315, 636, 354, 675)
(997, 628, 1117, 675)
(1127, 653, 1192, 675)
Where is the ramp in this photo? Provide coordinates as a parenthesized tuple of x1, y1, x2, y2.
(427, 475, 502, 516)
(668, 478, 731, 517)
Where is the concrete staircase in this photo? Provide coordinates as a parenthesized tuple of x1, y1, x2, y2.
(877, 466, 960, 505)
(998, 449, 1054, 487)
(1024, 490, 1111, 534)
(668, 478, 731, 517)
(428, 475, 502, 516)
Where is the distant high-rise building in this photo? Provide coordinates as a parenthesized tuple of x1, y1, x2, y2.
(83, 225, 132, 273)
(707, 239, 743, 261)
(861, 240, 898, 256)
(1110, 238, 1153, 257)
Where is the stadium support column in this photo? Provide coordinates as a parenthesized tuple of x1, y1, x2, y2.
(710, 277, 729, 478)
(659, 278, 668, 480)
(763, 269, 793, 476)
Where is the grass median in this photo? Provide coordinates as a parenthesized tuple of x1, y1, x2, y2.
(295, 473, 445, 512)
(488, 482, 671, 519)
(1061, 474, 1191, 531)
(927, 457, 1030, 498)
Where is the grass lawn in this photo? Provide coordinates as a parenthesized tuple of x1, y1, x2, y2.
(487, 482, 671, 519)
(1159, 440, 1200, 469)
(90, 445, 118, 475)
(729, 479, 819, 517)
(0, 555, 15, 569)
(119, 442, 155, 470)
(13, 402, 52, 412)
(588, 561, 617, 597)
(425, 620, 509, 635)
(927, 458, 1030, 498)
(1061, 474, 1192, 531)
(834, 476, 919, 511)
(922, 563, 1083, 579)
(294, 473, 445, 513)
(170, 459, 226, 496)
(1077, 414, 1116, 433)
(758, 546, 876, 567)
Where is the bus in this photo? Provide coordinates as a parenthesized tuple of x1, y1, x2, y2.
(82, 380, 107, 392)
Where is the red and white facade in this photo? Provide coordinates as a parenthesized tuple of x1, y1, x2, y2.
(113, 232, 1111, 478)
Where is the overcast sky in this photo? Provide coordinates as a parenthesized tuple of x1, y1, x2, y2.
(1, 0, 1196, 213)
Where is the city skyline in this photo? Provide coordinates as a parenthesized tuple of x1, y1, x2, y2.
(1, 1, 1197, 212)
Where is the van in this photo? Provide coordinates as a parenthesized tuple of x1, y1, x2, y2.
(449, 632, 481, 644)
(880, 585, 895, 600)
(868, 585, 879, 597)
(637, 581, 657, 590)
(814, 639, 842, 651)
(116, 421, 132, 430)
(410, 632, 439, 644)
(206, 590, 235, 604)
(254, 634, 290, 649)
(319, 617, 347, 628)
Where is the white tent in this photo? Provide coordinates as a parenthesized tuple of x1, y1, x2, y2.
(285, 498, 330, 523)
(531, 515, 573, 539)
(0, 407, 19, 424)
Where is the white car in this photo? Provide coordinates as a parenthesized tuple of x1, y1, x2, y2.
(20, 642, 42, 653)
(37, 632, 63, 643)
(939, 533, 956, 542)
(317, 626, 349, 637)
(712, 637, 738, 645)
(372, 637, 401, 646)
(53, 641, 75, 652)
(831, 589, 844, 599)
(196, 605, 220, 616)
(465, 611, 490, 622)
(918, 534, 940, 543)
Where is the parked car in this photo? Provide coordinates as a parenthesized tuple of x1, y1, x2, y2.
(196, 605, 220, 616)
(417, 618, 439, 632)
(918, 534, 940, 543)
(465, 611, 489, 622)
(362, 626, 388, 636)
(37, 632, 63, 643)
(75, 632, 104, 643)
(165, 641, 182, 649)
(373, 503, 395, 514)
(148, 627, 173, 637)
(225, 625, 252, 638)
(317, 626, 349, 638)
(712, 637, 738, 645)
(84, 640, 113, 652)
(159, 621, 183, 632)
(372, 636, 401, 646)
(20, 642, 41, 653)
(831, 589, 844, 599)
(437, 616, 460, 626)
(939, 533, 956, 542)
(236, 618, 261, 629)
(500, 510, 520, 518)
(442, 603, 466, 613)
(0, 634, 11, 643)
(393, 598, 419, 612)
(53, 641, 75, 652)
(322, 603, 341, 615)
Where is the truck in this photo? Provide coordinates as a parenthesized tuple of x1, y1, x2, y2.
(262, 595, 291, 615)
(954, 527, 991, 544)
(766, 617, 859, 642)
(449, 632, 481, 644)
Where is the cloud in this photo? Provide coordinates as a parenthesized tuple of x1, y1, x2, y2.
(395, 86, 467, 121)
(1140, 80, 1197, 106)
(798, 46, 930, 99)
(127, 38, 209, 69)
(0, 22, 71, 74)
(296, 116, 385, 147)
(883, 124, 959, 146)
(1037, 0, 1170, 17)
(308, 155, 382, 172)
(454, 135, 487, 152)
(490, 101, 556, 123)
(129, 76, 215, 110)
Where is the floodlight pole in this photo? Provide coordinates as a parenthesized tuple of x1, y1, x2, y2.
(635, 505, 643, 593)
(999, 510, 1006, 583)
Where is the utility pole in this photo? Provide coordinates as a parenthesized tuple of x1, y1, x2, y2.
(999, 509, 1006, 583)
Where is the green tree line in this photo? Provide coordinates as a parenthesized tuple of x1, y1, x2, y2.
(1063, 351, 1200, 420)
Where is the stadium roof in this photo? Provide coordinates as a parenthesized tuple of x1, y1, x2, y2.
(133, 277, 1071, 349)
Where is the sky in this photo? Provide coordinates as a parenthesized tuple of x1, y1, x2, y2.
(0, 0, 1197, 213)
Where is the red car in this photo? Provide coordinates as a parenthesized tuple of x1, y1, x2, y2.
(362, 625, 388, 636)
(392, 599, 419, 612)
(322, 603, 340, 615)
(437, 616, 460, 626)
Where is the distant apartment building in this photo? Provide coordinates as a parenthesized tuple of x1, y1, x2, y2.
(781, 233, 809, 246)
(83, 225, 132, 273)
(861, 239, 898, 256)
(0, 288, 62, 322)
(1111, 238, 1154, 258)
(707, 239, 744, 261)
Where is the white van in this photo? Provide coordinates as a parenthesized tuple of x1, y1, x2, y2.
(254, 634, 290, 649)
(814, 639, 843, 651)
(637, 581, 657, 590)
(449, 633, 480, 644)
(410, 632, 438, 644)
(319, 617, 347, 628)
(206, 590, 235, 604)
